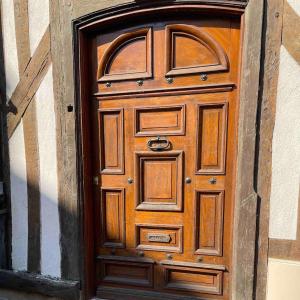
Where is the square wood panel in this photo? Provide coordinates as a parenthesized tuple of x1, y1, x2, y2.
(135, 151, 183, 211)
(134, 105, 185, 136)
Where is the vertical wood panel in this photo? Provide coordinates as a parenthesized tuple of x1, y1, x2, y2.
(195, 191, 224, 256)
(196, 103, 227, 174)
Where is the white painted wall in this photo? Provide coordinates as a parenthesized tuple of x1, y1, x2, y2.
(36, 66, 61, 278)
(1, 0, 19, 98)
(269, 45, 300, 240)
(267, 259, 300, 300)
(28, 0, 49, 55)
(2, 0, 28, 272)
(9, 121, 28, 271)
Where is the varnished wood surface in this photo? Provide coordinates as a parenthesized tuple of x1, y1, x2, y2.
(78, 8, 242, 300)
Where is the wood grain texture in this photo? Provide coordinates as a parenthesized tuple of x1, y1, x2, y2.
(0, 269, 79, 300)
(231, 0, 264, 299)
(7, 28, 51, 138)
(14, 0, 41, 274)
(50, 0, 80, 281)
(255, 1, 284, 299)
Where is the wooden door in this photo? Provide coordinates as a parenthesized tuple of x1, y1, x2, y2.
(88, 13, 241, 300)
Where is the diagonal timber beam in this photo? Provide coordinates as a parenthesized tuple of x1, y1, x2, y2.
(7, 27, 51, 139)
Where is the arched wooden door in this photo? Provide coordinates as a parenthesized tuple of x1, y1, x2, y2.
(81, 7, 241, 300)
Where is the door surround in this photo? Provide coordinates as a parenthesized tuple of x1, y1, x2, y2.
(71, 1, 263, 299)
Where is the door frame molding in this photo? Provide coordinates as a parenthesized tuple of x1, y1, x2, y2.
(65, 0, 263, 299)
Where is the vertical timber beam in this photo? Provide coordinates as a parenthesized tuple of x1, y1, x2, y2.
(50, 0, 80, 280)
(13, 0, 41, 273)
(255, 0, 284, 299)
(232, 0, 264, 299)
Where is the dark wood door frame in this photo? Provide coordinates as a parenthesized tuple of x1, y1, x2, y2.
(72, 1, 264, 299)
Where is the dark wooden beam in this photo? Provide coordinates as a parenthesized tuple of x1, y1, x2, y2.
(0, 269, 80, 300)
(7, 28, 51, 139)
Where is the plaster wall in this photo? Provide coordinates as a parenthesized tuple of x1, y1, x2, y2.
(1, 0, 28, 272)
(28, 0, 49, 55)
(9, 121, 28, 271)
(36, 66, 60, 278)
(267, 259, 300, 300)
(1, 0, 19, 98)
(269, 45, 300, 240)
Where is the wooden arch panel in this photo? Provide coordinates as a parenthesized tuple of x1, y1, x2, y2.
(98, 28, 153, 82)
(165, 24, 229, 76)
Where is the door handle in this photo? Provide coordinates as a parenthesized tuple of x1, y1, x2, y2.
(147, 136, 170, 151)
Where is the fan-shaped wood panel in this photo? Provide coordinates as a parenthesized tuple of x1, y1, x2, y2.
(98, 28, 153, 82)
(166, 24, 229, 76)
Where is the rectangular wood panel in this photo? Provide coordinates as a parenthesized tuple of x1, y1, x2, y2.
(194, 190, 224, 256)
(163, 265, 223, 295)
(135, 151, 183, 211)
(196, 103, 228, 174)
(100, 188, 125, 248)
(135, 105, 185, 136)
(135, 224, 183, 253)
(99, 257, 154, 287)
(99, 108, 124, 174)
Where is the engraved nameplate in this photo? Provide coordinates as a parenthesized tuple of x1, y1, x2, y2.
(147, 233, 171, 243)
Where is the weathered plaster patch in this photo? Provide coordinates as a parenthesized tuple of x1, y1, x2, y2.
(287, 0, 300, 17)
(28, 0, 49, 55)
(269, 46, 300, 239)
(267, 258, 300, 300)
(36, 66, 61, 278)
(1, 0, 19, 98)
(9, 121, 28, 271)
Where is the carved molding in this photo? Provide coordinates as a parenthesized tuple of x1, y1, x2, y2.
(98, 28, 153, 82)
(165, 24, 229, 76)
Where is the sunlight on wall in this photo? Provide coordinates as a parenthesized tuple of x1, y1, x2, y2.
(269, 45, 300, 240)
(36, 66, 61, 278)
(9, 121, 28, 271)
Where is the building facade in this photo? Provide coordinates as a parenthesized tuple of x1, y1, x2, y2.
(0, 0, 299, 299)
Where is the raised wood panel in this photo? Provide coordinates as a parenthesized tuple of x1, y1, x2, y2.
(135, 151, 183, 211)
(196, 103, 228, 174)
(194, 190, 224, 256)
(98, 28, 153, 82)
(99, 258, 154, 287)
(99, 108, 124, 174)
(165, 24, 229, 76)
(163, 265, 223, 295)
(135, 105, 185, 136)
(100, 188, 125, 248)
(135, 224, 183, 253)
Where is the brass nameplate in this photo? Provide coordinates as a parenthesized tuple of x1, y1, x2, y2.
(147, 233, 171, 243)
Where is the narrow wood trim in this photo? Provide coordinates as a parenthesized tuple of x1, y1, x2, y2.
(160, 260, 226, 271)
(93, 83, 235, 100)
(7, 28, 51, 139)
(0, 269, 80, 300)
(255, 0, 284, 299)
(13, 0, 41, 274)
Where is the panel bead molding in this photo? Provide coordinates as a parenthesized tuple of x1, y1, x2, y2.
(98, 28, 153, 82)
(165, 24, 229, 76)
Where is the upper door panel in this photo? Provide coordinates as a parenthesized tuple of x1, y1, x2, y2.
(91, 16, 240, 97)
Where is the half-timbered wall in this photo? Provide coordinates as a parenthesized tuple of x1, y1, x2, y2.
(0, 0, 299, 299)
